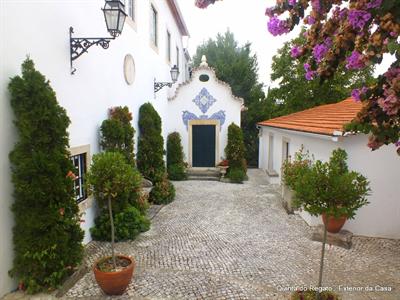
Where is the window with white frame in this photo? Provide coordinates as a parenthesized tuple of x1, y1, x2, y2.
(70, 153, 87, 203)
(150, 5, 158, 47)
(126, 0, 135, 21)
(268, 134, 274, 171)
(167, 30, 171, 62)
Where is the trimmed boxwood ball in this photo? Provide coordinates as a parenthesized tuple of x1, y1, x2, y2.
(90, 206, 150, 242)
(225, 123, 247, 183)
(8, 58, 84, 293)
(137, 103, 165, 182)
(150, 176, 176, 204)
(167, 132, 187, 180)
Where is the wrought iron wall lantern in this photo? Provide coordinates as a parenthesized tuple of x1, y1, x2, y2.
(154, 65, 180, 93)
(69, 0, 127, 74)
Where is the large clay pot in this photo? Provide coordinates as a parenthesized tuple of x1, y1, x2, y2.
(93, 255, 134, 295)
(322, 213, 347, 233)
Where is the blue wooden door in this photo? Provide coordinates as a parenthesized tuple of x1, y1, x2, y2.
(192, 125, 216, 167)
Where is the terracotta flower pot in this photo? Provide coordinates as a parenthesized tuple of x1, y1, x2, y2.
(322, 213, 347, 233)
(93, 255, 134, 295)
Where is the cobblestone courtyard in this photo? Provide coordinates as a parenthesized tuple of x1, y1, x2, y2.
(65, 169, 400, 300)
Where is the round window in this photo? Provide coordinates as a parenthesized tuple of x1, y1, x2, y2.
(199, 74, 210, 82)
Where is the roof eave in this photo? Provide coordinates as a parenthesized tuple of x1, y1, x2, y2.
(167, 0, 190, 36)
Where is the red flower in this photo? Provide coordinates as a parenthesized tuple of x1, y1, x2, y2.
(66, 170, 77, 180)
(59, 208, 65, 216)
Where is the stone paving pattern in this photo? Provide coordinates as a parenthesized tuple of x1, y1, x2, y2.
(63, 169, 399, 300)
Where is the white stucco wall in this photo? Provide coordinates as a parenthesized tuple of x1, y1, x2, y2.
(0, 0, 188, 296)
(258, 126, 400, 239)
(167, 65, 243, 166)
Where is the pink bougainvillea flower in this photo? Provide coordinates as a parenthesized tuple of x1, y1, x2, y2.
(351, 87, 368, 102)
(267, 16, 290, 36)
(346, 51, 365, 70)
(291, 45, 302, 58)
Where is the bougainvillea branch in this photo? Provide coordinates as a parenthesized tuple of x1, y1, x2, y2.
(196, 0, 400, 154)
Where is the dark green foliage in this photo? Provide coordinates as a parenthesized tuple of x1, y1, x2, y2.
(137, 103, 165, 182)
(90, 206, 150, 241)
(292, 149, 370, 219)
(193, 30, 266, 166)
(8, 58, 84, 293)
(100, 106, 135, 166)
(225, 123, 246, 183)
(149, 176, 176, 204)
(267, 28, 376, 117)
(227, 167, 246, 183)
(167, 132, 187, 180)
(87, 152, 145, 243)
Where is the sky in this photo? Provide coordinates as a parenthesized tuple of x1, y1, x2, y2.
(175, 0, 394, 93)
(176, 0, 300, 92)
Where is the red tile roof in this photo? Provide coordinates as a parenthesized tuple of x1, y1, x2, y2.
(258, 98, 362, 136)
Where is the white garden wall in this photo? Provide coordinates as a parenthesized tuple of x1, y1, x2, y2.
(0, 0, 188, 296)
(258, 126, 400, 239)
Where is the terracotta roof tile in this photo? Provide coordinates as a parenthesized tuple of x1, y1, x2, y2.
(257, 98, 362, 136)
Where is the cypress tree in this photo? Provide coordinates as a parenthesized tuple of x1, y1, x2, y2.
(225, 123, 247, 183)
(166, 132, 187, 180)
(8, 58, 84, 293)
(136, 103, 165, 182)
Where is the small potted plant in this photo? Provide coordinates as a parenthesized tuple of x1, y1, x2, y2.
(87, 152, 140, 295)
(292, 148, 370, 299)
(217, 159, 229, 178)
(291, 290, 340, 300)
(293, 148, 370, 233)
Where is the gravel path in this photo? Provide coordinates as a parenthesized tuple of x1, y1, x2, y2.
(63, 169, 399, 300)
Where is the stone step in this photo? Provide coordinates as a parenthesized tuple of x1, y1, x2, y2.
(187, 175, 220, 181)
(187, 168, 220, 177)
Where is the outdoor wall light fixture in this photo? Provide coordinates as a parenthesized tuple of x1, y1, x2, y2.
(154, 65, 180, 93)
(69, 0, 127, 74)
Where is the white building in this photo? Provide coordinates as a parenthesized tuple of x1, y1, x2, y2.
(0, 0, 190, 296)
(258, 98, 400, 240)
(168, 56, 244, 167)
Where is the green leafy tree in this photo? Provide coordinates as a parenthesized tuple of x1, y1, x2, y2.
(136, 103, 165, 182)
(100, 106, 136, 166)
(193, 31, 267, 166)
(225, 123, 247, 183)
(87, 152, 147, 268)
(267, 30, 376, 116)
(8, 58, 84, 293)
(167, 132, 187, 180)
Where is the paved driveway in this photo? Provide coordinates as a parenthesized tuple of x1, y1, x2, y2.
(66, 169, 400, 300)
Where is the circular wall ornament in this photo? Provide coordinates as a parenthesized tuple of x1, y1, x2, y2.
(123, 54, 135, 85)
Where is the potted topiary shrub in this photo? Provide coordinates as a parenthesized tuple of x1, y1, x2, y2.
(86, 152, 142, 295)
(293, 148, 370, 233)
(292, 148, 370, 299)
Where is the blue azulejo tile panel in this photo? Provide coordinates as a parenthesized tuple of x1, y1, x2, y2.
(182, 110, 226, 130)
(193, 88, 217, 114)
